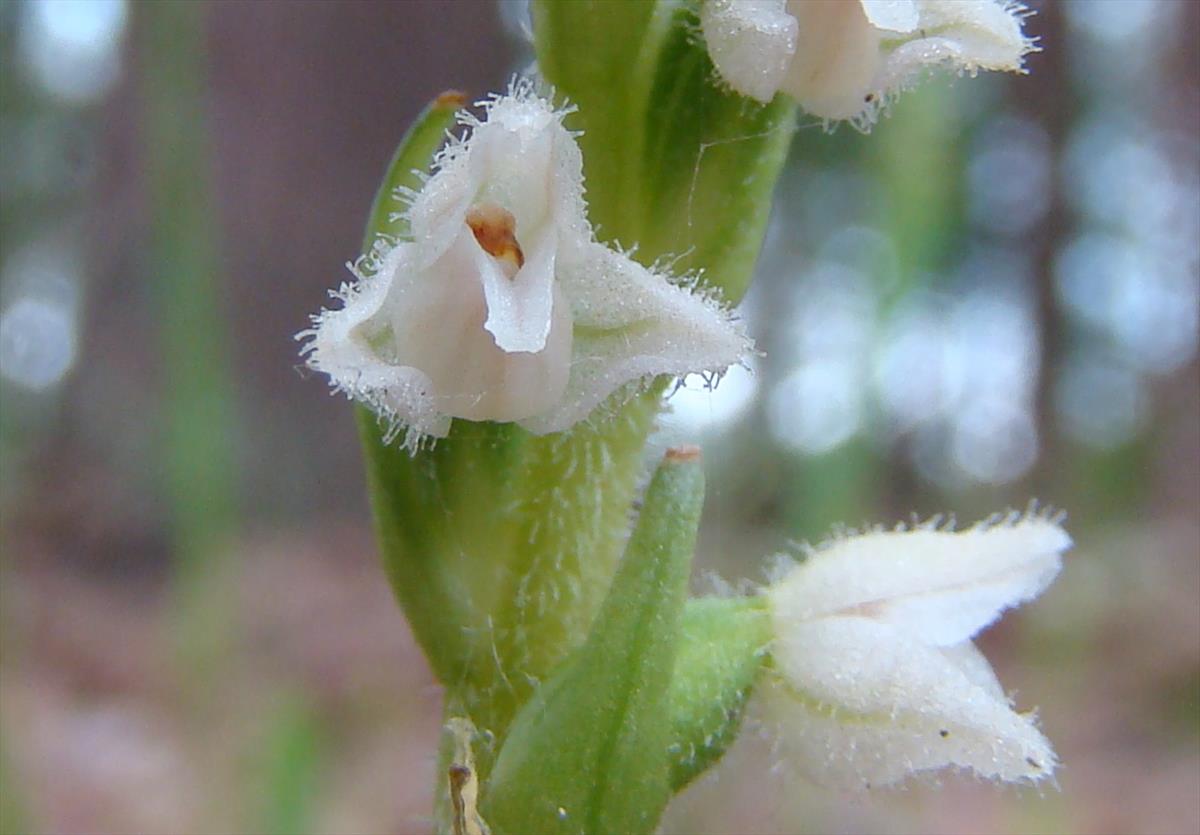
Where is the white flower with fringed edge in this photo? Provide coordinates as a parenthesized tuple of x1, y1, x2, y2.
(701, 0, 1036, 126)
(759, 510, 1069, 787)
(302, 84, 751, 448)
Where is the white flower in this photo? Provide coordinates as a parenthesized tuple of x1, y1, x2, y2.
(700, 0, 1036, 125)
(301, 84, 750, 447)
(759, 510, 1069, 788)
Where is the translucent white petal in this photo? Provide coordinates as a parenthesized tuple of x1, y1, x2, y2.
(307, 234, 573, 434)
(303, 246, 451, 440)
(913, 0, 1032, 71)
(383, 232, 571, 422)
(467, 103, 559, 236)
(868, 1, 1034, 107)
(409, 90, 583, 256)
(941, 641, 1006, 701)
(782, 0, 883, 120)
(518, 242, 752, 434)
(771, 515, 1070, 645)
(860, 0, 920, 33)
(763, 616, 1056, 787)
(478, 224, 558, 353)
(700, 0, 799, 103)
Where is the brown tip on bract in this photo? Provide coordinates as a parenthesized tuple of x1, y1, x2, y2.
(435, 90, 469, 109)
(665, 444, 702, 462)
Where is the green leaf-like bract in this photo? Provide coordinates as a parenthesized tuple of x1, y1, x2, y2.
(667, 596, 772, 790)
(533, 0, 796, 303)
(483, 451, 705, 835)
(361, 91, 466, 248)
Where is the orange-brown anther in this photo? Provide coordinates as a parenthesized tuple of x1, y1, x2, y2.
(466, 203, 525, 275)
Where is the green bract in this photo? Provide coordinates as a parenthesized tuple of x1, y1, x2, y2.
(483, 449, 703, 835)
(534, 0, 795, 303)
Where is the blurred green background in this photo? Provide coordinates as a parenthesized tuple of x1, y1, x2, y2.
(0, 1, 1196, 833)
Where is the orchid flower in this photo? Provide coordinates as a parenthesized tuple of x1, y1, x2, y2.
(759, 511, 1069, 787)
(301, 85, 751, 447)
(700, 0, 1035, 125)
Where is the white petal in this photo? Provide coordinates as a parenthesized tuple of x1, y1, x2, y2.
(763, 616, 1056, 787)
(702, 0, 1035, 122)
(302, 247, 451, 441)
(478, 223, 559, 353)
(868, 1, 1034, 107)
(913, 0, 1032, 71)
(384, 232, 572, 422)
(406, 86, 589, 358)
(466, 102, 558, 236)
(771, 514, 1070, 646)
(307, 235, 573, 438)
(409, 90, 584, 257)
(700, 0, 799, 103)
(517, 242, 752, 434)
(860, 0, 920, 33)
(941, 641, 1006, 701)
(782, 0, 883, 121)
